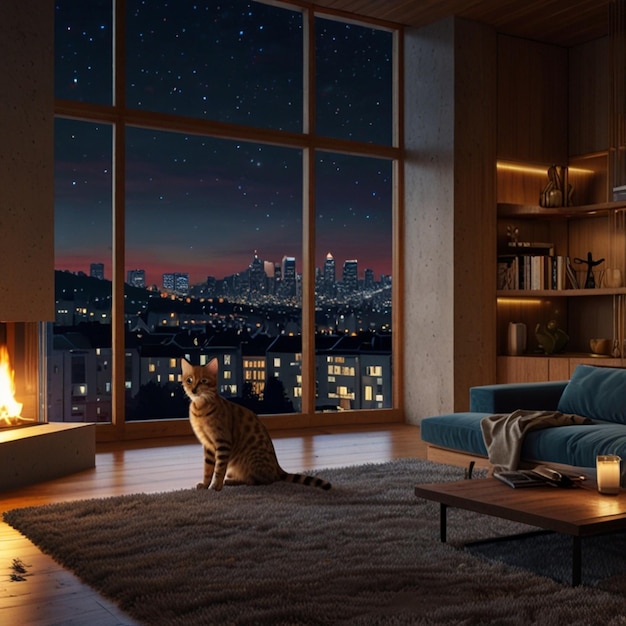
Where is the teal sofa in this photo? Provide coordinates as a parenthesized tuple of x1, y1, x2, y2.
(421, 364, 626, 485)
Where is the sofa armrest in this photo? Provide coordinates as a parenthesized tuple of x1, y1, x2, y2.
(470, 381, 568, 413)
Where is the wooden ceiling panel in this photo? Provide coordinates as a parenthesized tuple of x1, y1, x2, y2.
(309, 0, 610, 46)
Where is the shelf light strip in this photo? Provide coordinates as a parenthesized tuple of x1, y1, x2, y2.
(497, 298, 544, 305)
(496, 162, 595, 176)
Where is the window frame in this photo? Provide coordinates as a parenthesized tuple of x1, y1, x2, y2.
(54, 0, 404, 440)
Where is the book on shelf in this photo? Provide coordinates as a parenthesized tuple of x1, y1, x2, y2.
(507, 241, 555, 256)
(565, 256, 579, 289)
(551, 255, 567, 290)
(498, 242, 559, 291)
(497, 254, 569, 291)
(497, 256, 517, 290)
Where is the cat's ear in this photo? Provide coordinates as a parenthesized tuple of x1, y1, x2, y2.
(207, 358, 219, 375)
(181, 358, 193, 375)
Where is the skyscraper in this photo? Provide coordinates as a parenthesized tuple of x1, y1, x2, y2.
(248, 251, 266, 293)
(342, 259, 358, 292)
(281, 256, 297, 296)
(323, 252, 336, 296)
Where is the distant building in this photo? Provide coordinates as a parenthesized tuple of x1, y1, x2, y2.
(162, 272, 189, 295)
(342, 259, 358, 292)
(323, 252, 336, 295)
(162, 273, 174, 292)
(206, 275, 217, 295)
(249, 251, 266, 293)
(90, 263, 105, 280)
(266, 335, 301, 412)
(281, 256, 297, 297)
(263, 260, 275, 294)
(127, 269, 146, 288)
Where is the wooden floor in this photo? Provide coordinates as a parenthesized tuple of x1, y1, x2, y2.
(0, 423, 425, 626)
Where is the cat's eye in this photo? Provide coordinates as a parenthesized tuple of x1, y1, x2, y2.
(201, 378, 208, 384)
(185, 377, 193, 384)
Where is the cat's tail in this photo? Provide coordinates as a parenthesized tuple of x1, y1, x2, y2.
(281, 471, 331, 490)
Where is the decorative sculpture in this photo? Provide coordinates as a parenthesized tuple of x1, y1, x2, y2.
(539, 164, 573, 207)
(574, 252, 604, 288)
(535, 320, 569, 355)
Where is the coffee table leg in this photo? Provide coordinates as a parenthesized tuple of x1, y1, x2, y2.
(572, 536, 581, 586)
(440, 503, 447, 542)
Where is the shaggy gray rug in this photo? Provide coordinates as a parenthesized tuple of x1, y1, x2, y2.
(5, 458, 626, 626)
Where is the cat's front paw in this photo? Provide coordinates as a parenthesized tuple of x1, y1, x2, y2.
(208, 479, 223, 491)
(196, 482, 209, 490)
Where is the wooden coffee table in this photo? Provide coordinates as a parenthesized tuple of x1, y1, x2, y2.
(414, 478, 626, 585)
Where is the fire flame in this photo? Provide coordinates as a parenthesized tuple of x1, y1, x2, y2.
(0, 345, 23, 423)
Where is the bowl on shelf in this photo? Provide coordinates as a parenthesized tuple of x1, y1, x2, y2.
(589, 338, 612, 356)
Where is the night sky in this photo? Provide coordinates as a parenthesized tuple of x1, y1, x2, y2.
(54, 0, 393, 287)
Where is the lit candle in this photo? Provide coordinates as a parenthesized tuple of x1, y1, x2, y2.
(596, 455, 621, 495)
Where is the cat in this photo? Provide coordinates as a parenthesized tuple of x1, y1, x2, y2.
(181, 357, 331, 491)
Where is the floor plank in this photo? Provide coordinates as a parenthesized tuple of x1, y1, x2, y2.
(0, 423, 424, 625)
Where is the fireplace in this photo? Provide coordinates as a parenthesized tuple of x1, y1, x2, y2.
(0, 322, 95, 492)
(0, 321, 45, 430)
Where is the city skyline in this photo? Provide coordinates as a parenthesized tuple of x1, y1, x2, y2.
(76, 247, 391, 289)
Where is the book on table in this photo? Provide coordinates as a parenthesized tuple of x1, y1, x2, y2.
(494, 466, 585, 488)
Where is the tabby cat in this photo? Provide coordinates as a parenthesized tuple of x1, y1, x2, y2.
(181, 358, 331, 491)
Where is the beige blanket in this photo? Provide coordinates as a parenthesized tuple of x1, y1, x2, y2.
(480, 409, 592, 470)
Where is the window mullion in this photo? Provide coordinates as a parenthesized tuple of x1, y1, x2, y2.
(300, 8, 315, 417)
(112, 0, 127, 432)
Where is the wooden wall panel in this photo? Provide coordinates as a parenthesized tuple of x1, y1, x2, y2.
(0, 1, 54, 321)
(569, 36, 610, 157)
(496, 356, 550, 382)
(497, 354, 623, 383)
(453, 19, 498, 409)
(567, 215, 610, 265)
(497, 35, 568, 164)
(569, 153, 609, 205)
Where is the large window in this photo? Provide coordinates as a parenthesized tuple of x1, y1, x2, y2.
(52, 119, 113, 423)
(52, 0, 401, 435)
(315, 153, 392, 411)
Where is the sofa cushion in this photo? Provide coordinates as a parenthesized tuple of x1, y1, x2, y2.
(557, 365, 626, 424)
(523, 422, 626, 469)
(470, 381, 566, 413)
(420, 412, 490, 457)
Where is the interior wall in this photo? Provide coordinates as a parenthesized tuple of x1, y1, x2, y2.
(0, 0, 54, 321)
(403, 18, 456, 423)
(403, 17, 497, 423)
